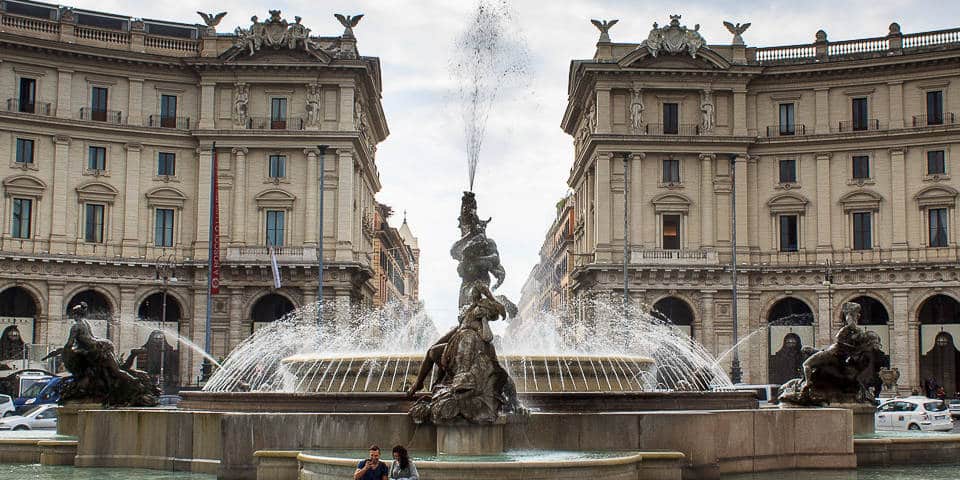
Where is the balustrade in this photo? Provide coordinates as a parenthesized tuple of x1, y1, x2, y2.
(5, 99, 52, 116)
(79, 107, 124, 124)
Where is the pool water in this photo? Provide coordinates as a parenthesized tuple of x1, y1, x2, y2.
(724, 465, 960, 480)
(0, 464, 215, 479)
(306, 448, 640, 462)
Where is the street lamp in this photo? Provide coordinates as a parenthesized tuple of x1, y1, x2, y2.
(154, 253, 177, 393)
(729, 153, 743, 384)
(822, 258, 834, 330)
(616, 152, 631, 315)
(317, 145, 328, 326)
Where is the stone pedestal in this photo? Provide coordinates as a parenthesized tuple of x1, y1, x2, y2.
(436, 422, 504, 456)
(835, 403, 876, 435)
(56, 402, 100, 437)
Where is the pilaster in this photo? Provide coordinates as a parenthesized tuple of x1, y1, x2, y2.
(230, 147, 248, 246)
(700, 154, 715, 248)
(816, 288, 833, 349)
(304, 148, 320, 246)
(595, 88, 612, 134)
(891, 288, 914, 393)
(814, 87, 830, 134)
(55, 69, 73, 120)
(889, 147, 908, 257)
(127, 77, 144, 126)
(700, 290, 716, 355)
(338, 83, 356, 132)
(734, 155, 748, 248)
(595, 152, 612, 261)
(815, 152, 833, 256)
(45, 282, 65, 345)
(194, 147, 213, 257)
(732, 89, 747, 136)
(336, 148, 355, 261)
(118, 285, 138, 344)
(198, 82, 216, 129)
(888, 81, 904, 129)
(122, 143, 143, 256)
(629, 152, 644, 249)
(228, 287, 244, 350)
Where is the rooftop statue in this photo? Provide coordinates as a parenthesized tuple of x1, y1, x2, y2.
(641, 15, 706, 58)
(334, 14, 364, 38)
(723, 21, 751, 46)
(778, 302, 882, 406)
(42, 303, 160, 407)
(197, 11, 227, 35)
(590, 19, 618, 43)
(228, 11, 326, 60)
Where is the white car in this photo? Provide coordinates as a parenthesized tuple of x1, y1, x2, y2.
(876, 397, 954, 432)
(0, 394, 13, 417)
(0, 403, 58, 431)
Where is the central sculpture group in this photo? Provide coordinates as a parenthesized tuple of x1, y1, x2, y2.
(407, 192, 525, 424)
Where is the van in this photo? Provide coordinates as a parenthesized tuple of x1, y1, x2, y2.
(14, 375, 67, 414)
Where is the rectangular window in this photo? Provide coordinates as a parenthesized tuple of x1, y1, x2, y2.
(663, 103, 679, 134)
(84, 203, 105, 243)
(779, 215, 799, 252)
(852, 97, 868, 131)
(266, 210, 285, 246)
(929, 208, 949, 247)
(927, 150, 946, 175)
(662, 214, 681, 250)
(157, 152, 176, 176)
(268, 155, 286, 178)
(853, 212, 872, 250)
(927, 91, 944, 125)
(160, 94, 177, 128)
(15, 138, 34, 164)
(662, 159, 680, 184)
(270, 98, 287, 129)
(779, 159, 797, 183)
(88, 146, 106, 171)
(18, 78, 36, 113)
(11, 198, 31, 239)
(852, 155, 870, 179)
(154, 208, 175, 247)
(91, 87, 108, 121)
(779, 103, 795, 135)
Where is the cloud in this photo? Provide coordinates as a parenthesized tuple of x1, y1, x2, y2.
(66, 0, 960, 327)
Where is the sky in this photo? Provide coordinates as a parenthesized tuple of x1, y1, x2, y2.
(66, 0, 960, 327)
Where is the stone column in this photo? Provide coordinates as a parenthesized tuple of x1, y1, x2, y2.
(732, 89, 747, 136)
(595, 88, 612, 134)
(595, 153, 613, 261)
(228, 287, 244, 350)
(230, 147, 248, 246)
(890, 148, 908, 258)
(814, 87, 830, 134)
(700, 290, 716, 355)
(736, 292, 754, 382)
(734, 155, 748, 249)
(891, 288, 913, 393)
(699, 154, 716, 248)
(56, 69, 73, 120)
(334, 288, 351, 328)
(49, 135, 71, 253)
(45, 282, 65, 345)
(198, 82, 216, 129)
(888, 81, 904, 129)
(118, 286, 137, 349)
(815, 152, 833, 256)
(189, 288, 208, 387)
(338, 83, 356, 131)
(195, 147, 213, 257)
(304, 148, 320, 246)
(336, 149, 355, 261)
(122, 143, 143, 256)
(629, 153, 644, 249)
(127, 77, 143, 126)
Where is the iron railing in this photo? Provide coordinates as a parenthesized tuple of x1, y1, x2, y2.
(644, 123, 700, 136)
(246, 116, 305, 130)
(766, 124, 806, 137)
(837, 119, 881, 132)
(147, 115, 192, 129)
(5, 99, 52, 116)
(912, 113, 956, 127)
(79, 107, 124, 124)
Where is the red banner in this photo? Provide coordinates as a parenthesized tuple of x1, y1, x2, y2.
(210, 146, 221, 294)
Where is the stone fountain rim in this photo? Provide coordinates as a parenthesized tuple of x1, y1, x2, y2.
(296, 450, 683, 468)
(280, 352, 656, 363)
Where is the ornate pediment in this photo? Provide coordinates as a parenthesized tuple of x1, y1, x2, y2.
(651, 192, 692, 213)
(914, 185, 959, 208)
(640, 15, 706, 58)
(839, 189, 883, 212)
(767, 193, 809, 214)
(76, 181, 120, 204)
(145, 186, 187, 208)
(2, 175, 46, 198)
(254, 189, 296, 209)
(224, 11, 336, 62)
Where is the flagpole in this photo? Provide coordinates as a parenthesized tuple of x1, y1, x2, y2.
(203, 141, 217, 382)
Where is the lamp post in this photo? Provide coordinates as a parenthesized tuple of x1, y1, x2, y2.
(154, 253, 177, 393)
(730, 153, 743, 384)
(823, 258, 834, 330)
(317, 145, 328, 325)
(618, 152, 631, 314)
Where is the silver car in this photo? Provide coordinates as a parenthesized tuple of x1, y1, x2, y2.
(0, 394, 13, 417)
(948, 399, 960, 418)
(0, 403, 57, 431)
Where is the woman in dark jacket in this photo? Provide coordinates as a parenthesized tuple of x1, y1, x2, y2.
(389, 445, 419, 480)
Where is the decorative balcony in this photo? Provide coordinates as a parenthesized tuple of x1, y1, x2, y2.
(765, 124, 806, 137)
(246, 116, 305, 130)
(5, 99, 52, 116)
(147, 115, 192, 129)
(79, 107, 124, 124)
(753, 26, 960, 65)
(836, 119, 881, 133)
(630, 248, 719, 265)
(912, 113, 957, 127)
(225, 246, 319, 263)
(642, 123, 701, 136)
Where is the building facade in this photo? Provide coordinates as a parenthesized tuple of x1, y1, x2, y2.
(371, 204, 419, 309)
(517, 194, 574, 319)
(0, 1, 403, 387)
(558, 16, 960, 393)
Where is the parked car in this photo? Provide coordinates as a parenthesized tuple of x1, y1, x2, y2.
(0, 394, 14, 417)
(13, 375, 68, 414)
(730, 384, 781, 405)
(158, 395, 181, 407)
(948, 399, 960, 418)
(876, 397, 954, 432)
(0, 403, 58, 431)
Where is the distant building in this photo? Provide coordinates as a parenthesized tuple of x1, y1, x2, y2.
(0, 1, 392, 386)
(562, 16, 960, 392)
(516, 194, 574, 322)
(371, 204, 419, 309)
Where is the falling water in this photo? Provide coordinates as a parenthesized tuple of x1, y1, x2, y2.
(450, 0, 529, 190)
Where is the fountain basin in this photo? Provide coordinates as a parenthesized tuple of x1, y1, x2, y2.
(278, 353, 656, 394)
(294, 450, 684, 480)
